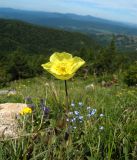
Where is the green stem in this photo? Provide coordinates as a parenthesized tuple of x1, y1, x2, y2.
(64, 80, 70, 138)
(65, 80, 69, 112)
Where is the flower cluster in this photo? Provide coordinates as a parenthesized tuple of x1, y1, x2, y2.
(68, 101, 105, 130)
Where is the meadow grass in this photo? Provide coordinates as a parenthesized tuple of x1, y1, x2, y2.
(0, 76, 137, 160)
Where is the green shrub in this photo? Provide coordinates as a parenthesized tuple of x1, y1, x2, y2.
(0, 66, 12, 87)
(124, 62, 137, 86)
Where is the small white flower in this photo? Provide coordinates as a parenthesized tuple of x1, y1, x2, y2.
(99, 126, 104, 130)
(100, 114, 104, 117)
(68, 112, 73, 115)
(78, 102, 83, 106)
(73, 126, 77, 129)
(66, 118, 69, 122)
(87, 106, 91, 110)
(71, 103, 75, 107)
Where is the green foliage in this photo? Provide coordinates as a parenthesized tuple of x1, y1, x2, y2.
(91, 37, 132, 75)
(0, 65, 12, 87)
(0, 51, 48, 85)
(124, 62, 137, 86)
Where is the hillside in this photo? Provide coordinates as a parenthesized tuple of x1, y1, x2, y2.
(0, 18, 99, 84)
(0, 18, 97, 54)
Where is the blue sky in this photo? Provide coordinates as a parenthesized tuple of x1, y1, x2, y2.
(0, 0, 137, 24)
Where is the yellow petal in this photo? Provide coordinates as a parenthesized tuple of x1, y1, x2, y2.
(42, 62, 75, 80)
(42, 62, 57, 76)
(41, 62, 52, 70)
(50, 52, 72, 62)
(70, 57, 85, 73)
(51, 72, 75, 80)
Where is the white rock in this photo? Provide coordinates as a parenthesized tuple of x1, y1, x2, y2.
(0, 103, 28, 138)
(85, 84, 95, 90)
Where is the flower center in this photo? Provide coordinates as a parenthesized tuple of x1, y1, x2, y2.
(59, 66, 66, 73)
(56, 65, 68, 75)
(52, 62, 70, 75)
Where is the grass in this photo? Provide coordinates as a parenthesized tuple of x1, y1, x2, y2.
(0, 76, 137, 160)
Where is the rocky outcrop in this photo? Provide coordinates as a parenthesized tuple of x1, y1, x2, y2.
(0, 103, 27, 138)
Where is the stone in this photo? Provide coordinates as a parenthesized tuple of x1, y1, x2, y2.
(85, 83, 95, 90)
(0, 103, 28, 138)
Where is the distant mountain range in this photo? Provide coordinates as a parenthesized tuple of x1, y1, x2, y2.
(1, 8, 137, 52)
(0, 8, 137, 36)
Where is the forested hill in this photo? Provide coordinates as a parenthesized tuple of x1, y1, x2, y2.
(0, 18, 99, 84)
(0, 18, 98, 54)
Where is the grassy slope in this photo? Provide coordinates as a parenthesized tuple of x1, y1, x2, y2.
(0, 76, 137, 159)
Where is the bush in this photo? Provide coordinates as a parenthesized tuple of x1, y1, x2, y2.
(0, 66, 12, 87)
(124, 62, 137, 86)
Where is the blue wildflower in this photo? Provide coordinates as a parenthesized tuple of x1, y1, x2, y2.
(71, 117, 76, 122)
(87, 109, 97, 117)
(90, 109, 97, 115)
(74, 111, 79, 116)
(79, 116, 83, 120)
(78, 115, 83, 123)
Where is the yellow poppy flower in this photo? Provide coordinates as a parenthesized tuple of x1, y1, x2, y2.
(41, 52, 85, 80)
(20, 107, 32, 115)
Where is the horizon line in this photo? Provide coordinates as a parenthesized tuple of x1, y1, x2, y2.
(0, 7, 137, 26)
